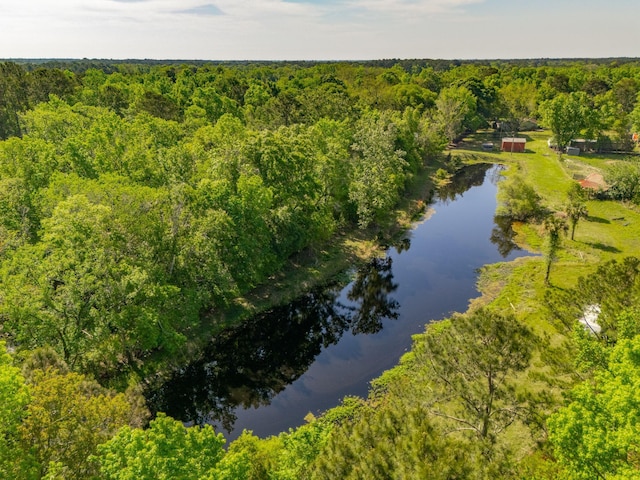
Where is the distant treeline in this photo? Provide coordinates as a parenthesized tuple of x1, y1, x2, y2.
(4, 56, 640, 74)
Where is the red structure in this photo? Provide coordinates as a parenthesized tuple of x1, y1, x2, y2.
(501, 137, 526, 153)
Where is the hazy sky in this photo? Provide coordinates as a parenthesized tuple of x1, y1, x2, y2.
(0, 0, 637, 60)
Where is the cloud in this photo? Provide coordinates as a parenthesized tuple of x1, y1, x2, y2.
(282, 0, 343, 4)
(351, 0, 485, 16)
(175, 3, 224, 15)
(239, 0, 484, 24)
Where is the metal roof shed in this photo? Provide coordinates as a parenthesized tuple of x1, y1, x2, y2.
(501, 137, 526, 153)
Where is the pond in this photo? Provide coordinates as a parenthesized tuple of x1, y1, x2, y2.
(146, 163, 528, 441)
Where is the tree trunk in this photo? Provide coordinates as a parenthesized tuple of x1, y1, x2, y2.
(545, 260, 552, 285)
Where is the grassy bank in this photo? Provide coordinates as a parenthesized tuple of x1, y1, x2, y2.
(451, 130, 640, 456)
(200, 126, 640, 346)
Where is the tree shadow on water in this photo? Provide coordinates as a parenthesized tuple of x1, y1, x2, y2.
(436, 163, 493, 203)
(347, 257, 399, 335)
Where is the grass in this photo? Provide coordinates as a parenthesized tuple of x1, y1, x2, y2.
(190, 129, 640, 453)
(392, 130, 640, 464)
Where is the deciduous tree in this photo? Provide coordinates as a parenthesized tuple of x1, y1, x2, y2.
(497, 174, 543, 221)
(349, 110, 407, 228)
(0, 342, 34, 479)
(435, 85, 477, 144)
(96, 413, 226, 480)
(540, 92, 590, 153)
(549, 335, 640, 479)
(19, 368, 139, 479)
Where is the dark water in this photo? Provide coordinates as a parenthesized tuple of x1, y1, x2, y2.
(146, 163, 527, 441)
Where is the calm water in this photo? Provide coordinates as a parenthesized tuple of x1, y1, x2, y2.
(147, 163, 527, 441)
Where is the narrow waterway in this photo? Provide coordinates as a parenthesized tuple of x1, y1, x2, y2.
(147, 163, 528, 441)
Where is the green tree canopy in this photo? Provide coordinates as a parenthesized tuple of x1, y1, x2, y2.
(549, 334, 640, 479)
(96, 413, 226, 480)
(540, 92, 591, 152)
(0, 342, 33, 479)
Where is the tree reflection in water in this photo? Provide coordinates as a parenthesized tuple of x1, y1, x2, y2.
(146, 163, 521, 433)
(347, 257, 399, 335)
(437, 163, 492, 203)
(490, 214, 522, 258)
(146, 256, 400, 430)
(439, 163, 521, 258)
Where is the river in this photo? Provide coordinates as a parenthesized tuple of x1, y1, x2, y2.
(146, 163, 528, 441)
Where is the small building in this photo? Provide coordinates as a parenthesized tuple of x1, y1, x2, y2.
(570, 139, 597, 153)
(501, 137, 526, 153)
(566, 146, 581, 156)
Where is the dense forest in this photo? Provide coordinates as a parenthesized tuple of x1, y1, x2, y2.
(2, 58, 640, 478)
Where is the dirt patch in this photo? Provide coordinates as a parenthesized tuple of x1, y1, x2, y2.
(579, 172, 607, 190)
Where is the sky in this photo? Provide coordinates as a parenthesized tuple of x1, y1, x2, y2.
(0, 0, 637, 61)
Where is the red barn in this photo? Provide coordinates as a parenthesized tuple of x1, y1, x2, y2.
(501, 137, 526, 153)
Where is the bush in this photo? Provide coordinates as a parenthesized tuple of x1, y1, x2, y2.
(605, 161, 640, 203)
(497, 174, 544, 220)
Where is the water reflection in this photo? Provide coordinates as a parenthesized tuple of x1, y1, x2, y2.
(347, 257, 399, 335)
(146, 256, 400, 429)
(439, 163, 520, 259)
(490, 215, 521, 258)
(393, 237, 411, 254)
(437, 163, 493, 203)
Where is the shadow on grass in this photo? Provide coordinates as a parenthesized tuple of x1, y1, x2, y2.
(587, 215, 610, 224)
(585, 241, 621, 253)
(612, 217, 631, 226)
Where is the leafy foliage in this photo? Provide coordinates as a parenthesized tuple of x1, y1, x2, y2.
(540, 92, 590, 152)
(497, 174, 544, 220)
(20, 368, 141, 479)
(0, 342, 32, 478)
(349, 110, 408, 227)
(549, 334, 640, 479)
(605, 161, 640, 203)
(97, 413, 226, 480)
